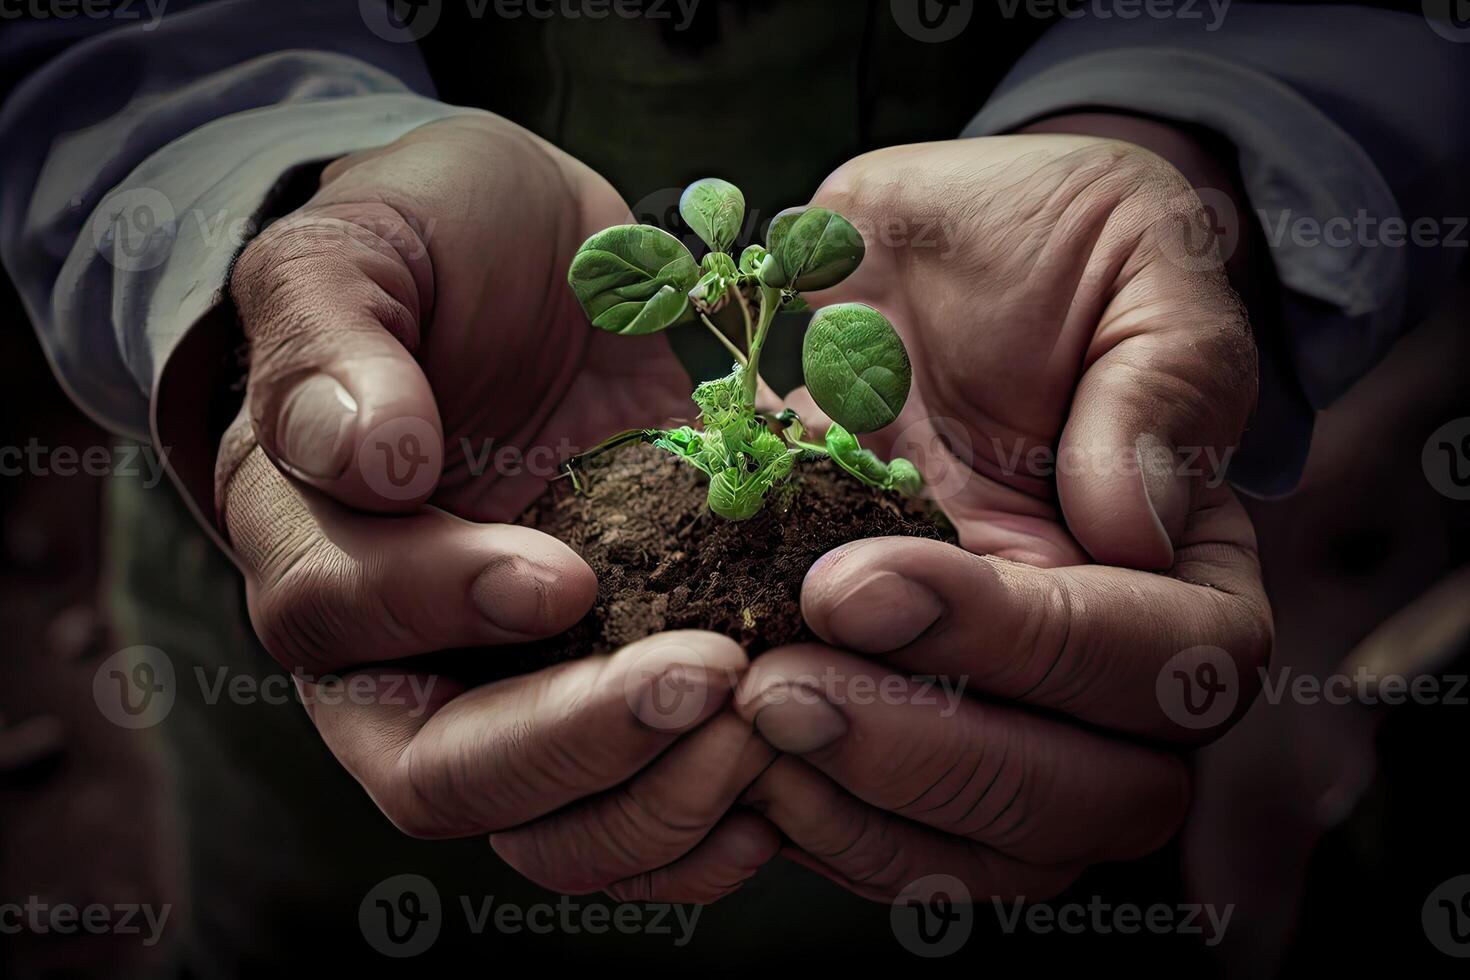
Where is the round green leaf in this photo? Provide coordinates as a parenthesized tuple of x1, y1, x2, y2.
(680, 178, 745, 253)
(801, 303, 911, 433)
(762, 206, 864, 291)
(567, 224, 699, 335)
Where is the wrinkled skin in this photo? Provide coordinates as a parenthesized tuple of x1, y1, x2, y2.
(742, 136, 1272, 903)
(218, 121, 1272, 906)
(219, 115, 780, 902)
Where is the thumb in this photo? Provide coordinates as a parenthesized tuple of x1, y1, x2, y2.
(232, 202, 443, 512)
(1058, 292, 1256, 570)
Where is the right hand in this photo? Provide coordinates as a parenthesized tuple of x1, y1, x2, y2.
(217, 114, 778, 901)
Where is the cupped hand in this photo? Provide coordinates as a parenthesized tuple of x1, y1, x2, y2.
(739, 483, 1271, 902)
(744, 134, 1272, 902)
(787, 134, 1257, 569)
(216, 115, 776, 902)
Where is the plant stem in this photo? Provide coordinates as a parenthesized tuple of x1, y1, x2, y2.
(735, 287, 754, 351)
(740, 284, 781, 407)
(700, 314, 748, 366)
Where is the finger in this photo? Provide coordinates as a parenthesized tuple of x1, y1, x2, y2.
(490, 711, 777, 894)
(307, 631, 749, 839)
(736, 646, 1188, 863)
(1057, 254, 1256, 570)
(233, 202, 444, 512)
(744, 757, 1081, 904)
(800, 490, 1272, 742)
(604, 810, 782, 905)
(223, 445, 595, 672)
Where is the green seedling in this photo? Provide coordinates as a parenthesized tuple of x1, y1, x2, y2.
(564, 178, 922, 520)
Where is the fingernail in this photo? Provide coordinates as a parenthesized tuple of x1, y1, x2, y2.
(752, 682, 847, 754)
(470, 556, 562, 634)
(1136, 434, 1189, 552)
(823, 571, 943, 654)
(276, 375, 357, 479)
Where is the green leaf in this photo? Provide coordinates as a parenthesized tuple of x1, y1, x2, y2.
(738, 244, 768, 276)
(707, 469, 762, 521)
(680, 178, 745, 253)
(702, 251, 738, 278)
(886, 458, 922, 495)
(825, 422, 891, 485)
(824, 422, 923, 495)
(761, 206, 864, 291)
(567, 225, 699, 335)
(801, 303, 911, 433)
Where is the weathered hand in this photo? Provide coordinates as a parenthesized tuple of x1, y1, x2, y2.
(744, 134, 1271, 902)
(217, 115, 774, 901)
(229, 113, 690, 519)
(787, 134, 1257, 569)
(738, 484, 1271, 901)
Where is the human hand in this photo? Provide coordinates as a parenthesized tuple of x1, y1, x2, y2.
(741, 134, 1271, 902)
(737, 489, 1271, 901)
(216, 115, 776, 901)
(785, 134, 1258, 569)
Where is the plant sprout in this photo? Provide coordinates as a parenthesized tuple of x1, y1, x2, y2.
(563, 178, 921, 521)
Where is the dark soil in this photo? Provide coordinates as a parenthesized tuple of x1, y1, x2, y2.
(489, 443, 956, 676)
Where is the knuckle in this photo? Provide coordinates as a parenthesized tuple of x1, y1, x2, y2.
(1000, 571, 1089, 708)
(249, 541, 359, 673)
(232, 211, 422, 353)
(394, 739, 483, 840)
(824, 807, 916, 894)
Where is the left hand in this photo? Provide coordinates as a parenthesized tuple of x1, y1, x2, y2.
(735, 490, 1270, 902)
(742, 134, 1272, 901)
(785, 134, 1258, 569)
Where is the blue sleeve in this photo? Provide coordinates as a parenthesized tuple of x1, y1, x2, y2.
(0, 0, 466, 437)
(965, 4, 1470, 496)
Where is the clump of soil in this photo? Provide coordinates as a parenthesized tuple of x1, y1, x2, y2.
(491, 443, 955, 676)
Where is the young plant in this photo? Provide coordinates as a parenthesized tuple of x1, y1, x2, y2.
(564, 178, 921, 520)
